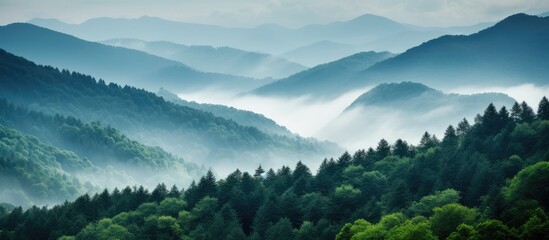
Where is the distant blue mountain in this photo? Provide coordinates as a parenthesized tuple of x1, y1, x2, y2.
(157, 88, 294, 137)
(102, 38, 306, 79)
(252, 51, 395, 97)
(254, 13, 549, 99)
(0, 23, 262, 93)
(317, 82, 516, 150)
(358, 13, 549, 89)
(28, 14, 486, 58)
(347, 82, 514, 111)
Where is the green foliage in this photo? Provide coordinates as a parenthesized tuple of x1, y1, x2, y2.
(0, 124, 88, 206)
(1, 99, 549, 240)
(75, 218, 134, 240)
(429, 204, 477, 239)
(407, 189, 460, 217)
(0, 49, 338, 168)
(503, 161, 549, 209)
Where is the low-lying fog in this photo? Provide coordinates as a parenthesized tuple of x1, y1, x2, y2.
(178, 83, 549, 155)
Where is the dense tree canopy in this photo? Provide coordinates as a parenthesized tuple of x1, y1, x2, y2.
(1, 97, 548, 239)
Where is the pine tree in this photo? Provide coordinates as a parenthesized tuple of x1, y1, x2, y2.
(376, 139, 391, 160)
(254, 165, 265, 178)
(442, 125, 458, 149)
(520, 101, 535, 123)
(168, 185, 180, 198)
(197, 170, 217, 199)
(456, 118, 471, 138)
(482, 103, 499, 132)
(537, 96, 549, 120)
(392, 139, 409, 157)
(419, 132, 435, 150)
(498, 106, 510, 128)
(511, 102, 522, 122)
(151, 183, 168, 203)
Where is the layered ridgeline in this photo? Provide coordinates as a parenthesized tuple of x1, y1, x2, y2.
(29, 14, 487, 65)
(102, 39, 306, 79)
(0, 49, 340, 174)
(157, 89, 293, 137)
(252, 51, 395, 98)
(1, 98, 548, 240)
(0, 23, 263, 93)
(317, 82, 516, 150)
(253, 13, 549, 99)
(0, 99, 205, 208)
(0, 124, 91, 208)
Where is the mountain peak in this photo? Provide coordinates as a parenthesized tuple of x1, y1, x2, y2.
(489, 13, 546, 30)
(349, 82, 440, 108)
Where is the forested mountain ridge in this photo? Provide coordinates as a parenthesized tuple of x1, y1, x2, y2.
(354, 13, 549, 89)
(0, 124, 91, 208)
(0, 48, 340, 173)
(347, 81, 514, 110)
(157, 89, 294, 137)
(102, 39, 307, 79)
(0, 98, 206, 208)
(28, 13, 486, 58)
(255, 13, 549, 99)
(251, 51, 395, 98)
(2, 97, 548, 239)
(0, 23, 262, 93)
(317, 82, 516, 150)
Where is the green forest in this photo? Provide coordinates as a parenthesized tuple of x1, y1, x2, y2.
(1, 97, 548, 239)
(0, 48, 338, 166)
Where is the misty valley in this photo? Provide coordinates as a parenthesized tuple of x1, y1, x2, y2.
(0, 9, 548, 240)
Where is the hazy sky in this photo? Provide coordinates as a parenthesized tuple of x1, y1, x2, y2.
(1, 0, 548, 27)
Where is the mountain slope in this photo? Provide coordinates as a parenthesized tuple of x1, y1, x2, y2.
(0, 124, 90, 207)
(28, 14, 484, 55)
(280, 40, 362, 67)
(256, 13, 549, 99)
(157, 89, 293, 137)
(316, 82, 516, 150)
(0, 23, 261, 93)
(0, 49, 340, 174)
(0, 99, 206, 205)
(102, 39, 306, 79)
(252, 51, 395, 97)
(355, 13, 549, 89)
(2, 99, 548, 240)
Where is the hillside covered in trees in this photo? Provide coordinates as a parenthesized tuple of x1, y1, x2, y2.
(1, 97, 548, 239)
(0, 48, 340, 173)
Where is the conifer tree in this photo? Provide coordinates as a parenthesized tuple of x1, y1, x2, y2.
(537, 96, 549, 120)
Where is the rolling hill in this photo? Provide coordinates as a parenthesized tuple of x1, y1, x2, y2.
(0, 23, 262, 93)
(157, 88, 293, 137)
(316, 82, 516, 150)
(28, 14, 486, 56)
(102, 39, 306, 79)
(355, 13, 549, 89)
(0, 49, 340, 174)
(254, 13, 549, 99)
(252, 51, 395, 98)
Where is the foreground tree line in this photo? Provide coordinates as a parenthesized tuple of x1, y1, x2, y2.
(0, 97, 548, 240)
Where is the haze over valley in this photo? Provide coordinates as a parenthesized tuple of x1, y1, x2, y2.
(1, 1, 549, 239)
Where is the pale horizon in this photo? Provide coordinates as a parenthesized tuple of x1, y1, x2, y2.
(1, 0, 548, 28)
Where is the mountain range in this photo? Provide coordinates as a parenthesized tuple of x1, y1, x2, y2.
(0, 48, 340, 175)
(0, 23, 264, 93)
(316, 82, 516, 150)
(254, 13, 549, 99)
(102, 39, 306, 79)
(252, 51, 395, 98)
(28, 14, 490, 65)
(156, 88, 294, 137)
(0, 99, 205, 207)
